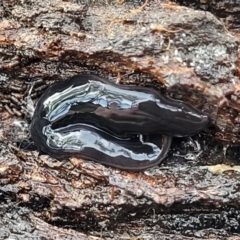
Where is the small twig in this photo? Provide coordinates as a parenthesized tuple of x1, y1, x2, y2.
(105, 0, 149, 34)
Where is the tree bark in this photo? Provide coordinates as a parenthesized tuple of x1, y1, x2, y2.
(1, 0, 240, 239)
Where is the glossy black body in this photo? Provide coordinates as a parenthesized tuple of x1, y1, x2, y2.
(30, 74, 209, 171)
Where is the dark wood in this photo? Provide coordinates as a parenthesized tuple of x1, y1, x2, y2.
(1, 0, 240, 239)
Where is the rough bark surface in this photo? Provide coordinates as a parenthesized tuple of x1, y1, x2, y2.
(1, 0, 240, 239)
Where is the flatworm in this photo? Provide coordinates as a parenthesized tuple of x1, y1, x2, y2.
(30, 74, 209, 171)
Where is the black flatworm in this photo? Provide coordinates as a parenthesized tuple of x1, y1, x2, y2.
(30, 74, 209, 171)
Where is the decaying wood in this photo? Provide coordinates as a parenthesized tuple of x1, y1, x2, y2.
(1, 0, 240, 239)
